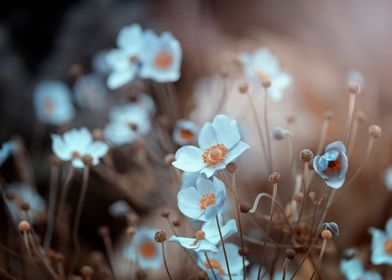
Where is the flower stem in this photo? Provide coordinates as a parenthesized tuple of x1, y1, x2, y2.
(296, 162, 309, 226)
(309, 184, 328, 240)
(216, 216, 233, 280)
(309, 237, 328, 280)
(204, 252, 218, 280)
(263, 87, 273, 172)
(256, 181, 278, 280)
(282, 257, 290, 280)
(343, 93, 356, 145)
(160, 241, 174, 280)
(44, 163, 59, 251)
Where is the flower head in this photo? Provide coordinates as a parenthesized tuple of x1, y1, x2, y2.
(129, 93, 156, 115)
(369, 217, 392, 265)
(240, 47, 292, 101)
(123, 227, 162, 270)
(106, 24, 145, 89)
(198, 243, 248, 279)
(74, 74, 107, 110)
(169, 214, 237, 253)
(173, 119, 198, 146)
(34, 80, 75, 125)
(313, 141, 348, 189)
(139, 30, 182, 83)
(104, 104, 151, 146)
(4, 183, 46, 224)
(177, 175, 226, 221)
(340, 249, 382, 280)
(172, 114, 249, 177)
(51, 127, 109, 168)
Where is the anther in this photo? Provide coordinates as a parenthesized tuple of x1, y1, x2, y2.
(82, 155, 93, 166)
(195, 230, 205, 240)
(20, 202, 30, 212)
(164, 154, 176, 165)
(272, 127, 286, 140)
(92, 129, 104, 140)
(154, 230, 167, 242)
(126, 213, 139, 225)
(324, 222, 339, 236)
(98, 226, 110, 237)
(369, 125, 382, 139)
(356, 111, 366, 123)
(80, 266, 94, 278)
(172, 220, 180, 227)
(126, 226, 136, 237)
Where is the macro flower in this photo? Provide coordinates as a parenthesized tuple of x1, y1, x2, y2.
(104, 104, 151, 146)
(340, 249, 382, 280)
(123, 227, 162, 270)
(128, 93, 156, 115)
(172, 114, 249, 177)
(51, 127, 109, 168)
(74, 74, 107, 110)
(384, 166, 392, 192)
(240, 47, 292, 101)
(0, 141, 18, 167)
(33, 80, 75, 125)
(92, 50, 110, 75)
(4, 183, 46, 224)
(177, 175, 226, 221)
(106, 24, 145, 90)
(368, 217, 392, 265)
(180, 171, 199, 189)
(139, 30, 182, 83)
(169, 215, 237, 253)
(313, 141, 348, 189)
(198, 243, 248, 280)
(173, 119, 198, 146)
(109, 200, 132, 217)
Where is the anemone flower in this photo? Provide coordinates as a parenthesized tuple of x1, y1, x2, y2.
(340, 249, 382, 280)
(74, 74, 107, 110)
(173, 119, 198, 146)
(172, 114, 249, 178)
(369, 217, 392, 265)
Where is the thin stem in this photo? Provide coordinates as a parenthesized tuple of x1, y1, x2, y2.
(263, 87, 273, 172)
(216, 216, 232, 280)
(309, 238, 328, 280)
(296, 162, 309, 226)
(309, 184, 328, 239)
(256, 182, 278, 280)
(70, 166, 90, 273)
(56, 166, 74, 230)
(343, 93, 356, 145)
(316, 117, 331, 155)
(204, 252, 218, 280)
(44, 164, 59, 251)
(57, 261, 65, 280)
(347, 116, 360, 157)
(231, 173, 246, 279)
(282, 257, 290, 280)
(160, 241, 173, 280)
(101, 232, 117, 280)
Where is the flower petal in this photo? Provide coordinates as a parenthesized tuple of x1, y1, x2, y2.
(172, 146, 205, 173)
(224, 141, 250, 164)
(198, 122, 218, 149)
(212, 115, 241, 149)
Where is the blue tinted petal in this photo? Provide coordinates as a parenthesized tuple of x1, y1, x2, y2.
(211, 115, 241, 149)
(224, 141, 250, 164)
(198, 122, 218, 149)
(178, 187, 203, 220)
(173, 146, 205, 173)
(325, 141, 346, 154)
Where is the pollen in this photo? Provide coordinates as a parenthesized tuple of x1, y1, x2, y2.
(204, 258, 225, 275)
(139, 240, 156, 259)
(202, 144, 228, 167)
(325, 157, 341, 174)
(199, 193, 216, 210)
(384, 239, 392, 255)
(155, 51, 173, 69)
(179, 129, 195, 141)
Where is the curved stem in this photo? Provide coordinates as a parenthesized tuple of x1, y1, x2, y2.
(216, 216, 232, 280)
(309, 238, 328, 280)
(161, 241, 174, 280)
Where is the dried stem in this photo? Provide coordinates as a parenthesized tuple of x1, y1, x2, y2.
(160, 241, 174, 280)
(263, 87, 273, 172)
(216, 216, 233, 280)
(296, 162, 309, 226)
(343, 93, 356, 145)
(44, 163, 59, 251)
(309, 238, 328, 280)
(282, 257, 290, 280)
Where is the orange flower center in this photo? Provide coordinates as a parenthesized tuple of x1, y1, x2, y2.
(325, 157, 341, 174)
(155, 51, 172, 69)
(139, 240, 156, 259)
(384, 239, 392, 255)
(204, 258, 225, 275)
(202, 144, 228, 167)
(199, 193, 216, 210)
(179, 129, 195, 141)
(44, 99, 54, 113)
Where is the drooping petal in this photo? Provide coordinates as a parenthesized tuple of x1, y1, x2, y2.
(172, 146, 205, 173)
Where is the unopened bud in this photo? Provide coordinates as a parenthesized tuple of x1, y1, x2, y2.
(369, 125, 382, 139)
(154, 230, 167, 242)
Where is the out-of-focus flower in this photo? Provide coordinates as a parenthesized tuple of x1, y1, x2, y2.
(106, 24, 145, 90)
(123, 227, 162, 270)
(0, 141, 18, 166)
(384, 166, 392, 192)
(92, 50, 110, 75)
(313, 141, 348, 189)
(240, 47, 292, 101)
(369, 217, 392, 265)
(248, 266, 292, 280)
(340, 249, 382, 280)
(173, 119, 198, 146)
(33, 81, 75, 125)
(347, 70, 365, 88)
(169, 215, 237, 253)
(74, 74, 107, 110)
(172, 114, 249, 177)
(104, 104, 151, 146)
(177, 175, 226, 221)
(129, 93, 156, 115)
(51, 127, 109, 168)
(109, 200, 132, 217)
(139, 30, 182, 83)
(198, 243, 248, 280)
(4, 183, 46, 224)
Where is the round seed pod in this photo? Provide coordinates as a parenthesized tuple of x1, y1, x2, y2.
(154, 230, 167, 242)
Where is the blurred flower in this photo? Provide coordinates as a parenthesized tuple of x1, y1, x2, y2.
(109, 200, 132, 217)
(172, 114, 249, 177)
(340, 249, 382, 280)
(106, 24, 144, 90)
(74, 74, 107, 110)
(198, 243, 248, 279)
(33, 80, 75, 125)
(129, 93, 156, 115)
(347, 70, 365, 88)
(4, 183, 46, 224)
(123, 227, 162, 270)
(173, 119, 198, 146)
(313, 141, 348, 189)
(369, 217, 392, 265)
(139, 30, 182, 83)
(92, 50, 111, 75)
(51, 127, 109, 168)
(104, 104, 150, 146)
(177, 175, 226, 221)
(0, 140, 18, 166)
(384, 166, 392, 192)
(240, 47, 292, 101)
(169, 214, 237, 253)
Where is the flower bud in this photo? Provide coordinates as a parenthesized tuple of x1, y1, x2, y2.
(18, 220, 31, 232)
(240, 202, 250, 213)
(369, 125, 382, 139)
(268, 172, 281, 184)
(154, 230, 167, 242)
(238, 82, 249, 94)
(347, 82, 361, 94)
(300, 149, 314, 162)
(285, 248, 296, 259)
(226, 163, 238, 173)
